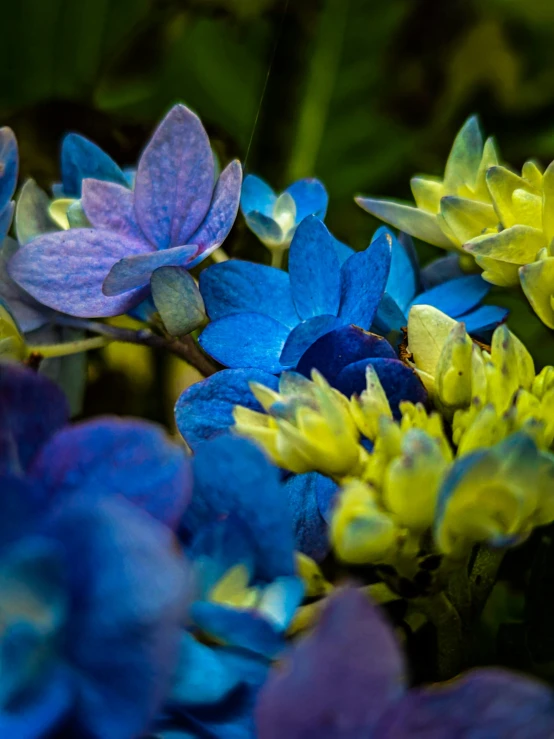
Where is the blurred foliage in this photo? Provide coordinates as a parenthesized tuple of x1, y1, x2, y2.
(2, 0, 554, 418)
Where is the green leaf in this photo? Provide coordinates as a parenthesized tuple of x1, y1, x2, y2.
(151, 266, 206, 337)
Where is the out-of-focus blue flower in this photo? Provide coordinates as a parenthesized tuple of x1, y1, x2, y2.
(199, 215, 393, 373)
(9, 104, 242, 318)
(256, 588, 554, 738)
(374, 231, 508, 338)
(0, 128, 18, 245)
(153, 435, 309, 738)
(240, 174, 327, 252)
(0, 363, 191, 737)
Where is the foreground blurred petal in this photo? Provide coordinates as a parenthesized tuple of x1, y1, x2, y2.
(256, 588, 405, 738)
(283, 472, 332, 561)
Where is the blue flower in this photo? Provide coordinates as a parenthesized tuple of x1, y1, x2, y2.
(0, 127, 18, 245)
(241, 174, 328, 252)
(9, 104, 242, 318)
(0, 364, 191, 737)
(198, 215, 393, 373)
(375, 232, 508, 337)
(256, 588, 554, 738)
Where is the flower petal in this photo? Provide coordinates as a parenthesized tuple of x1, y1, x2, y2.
(286, 178, 328, 222)
(187, 160, 243, 266)
(103, 244, 197, 296)
(15, 180, 57, 246)
(296, 325, 396, 385)
(191, 602, 284, 659)
(29, 417, 192, 529)
(288, 216, 341, 320)
(199, 259, 299, 328)
(9, 229, 150, 317)
(465, 225, 546, 264)
(421, 254, 464, 289)
(0, 239, 51, 332)
(377, 669, 554, 738)
(384, 228, 418, 313)
(519, 257, 554, 329)
(338, 230, 392, 328)
(443, 115, 483, 191)
(410, 274, 490, 318)
(0, 202, 14, 245)
(44, 494, 189, 738)
(60, 133, 127, 198)
(256, 588, 405, 738)
(460, 304, 508, 335)
(199, 313, 291, 373)
(244, 212, 283, 243)
(240, 174, 276, 217)
(151, 266, 206, 336)
(81, 179, 147, 241)
(187, 435, 295, 580)
(280, 315, 345, 366)
(0, 127, 18, 208)
(283, 472, 331, 562)
(134, 104, 215, 249)
(0, 363, 68, 476)
(335, 358, 427, 416)
(175, 368, 279, 449)
(355, 196, 453, 248)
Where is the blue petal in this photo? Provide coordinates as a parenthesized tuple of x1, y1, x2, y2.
(283, 472, 331, 561)
(29, 418, 192, 530)
(459, 304, 508, 335)
(175, 368, 279, 449)
(285, 178, 328, 222)
(170, 633, 241, 707)
(288, 216, 341, 320)
(0, 202, 14, 244)
(409, 274, 490, 318)
(134, 105, 215, 249)
(0, 128, 18, 209)
(420, 253, 464, 290)
(338, 231, 392, 328)
(43, 494, 189, 738)
(334, 358, 427, 416)
(0, 239, 51, 333)
(0, 363, 68, 476)
(332, 236, 354, 265)
(199, 260, 299, 329)
(103, 244, 198, 296)
(296, 325, 396, 386)
(280, 315, 344, 366)
(188, 516, 257, 598)
(0, 668, 71, 739)
(187, 436, 295, 581)
(186, 160, 242, 267)
(0, 476, 44, 548)
(240, 175, 276, 218)
(199, 313, 292, 373)
(191, 602, 285, 659)
(81, 179, 146, 241)
(371, 293, 408, 336)
(244, 212, 283, 243)
(9, 229, 150, 317)
(60, 133, 127, 198)
(315, 474, 340, 524)
(382, 228, 418, 313)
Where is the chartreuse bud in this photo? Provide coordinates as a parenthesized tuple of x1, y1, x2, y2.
(209, 564, 259, 609)
(407, 305, 458, 391)
(356, 116, 499, 252)
(0, 302, 27, 360)
(349, 364, 392, 440)
(234, 371, 367, 478)
(383, 429, 450, 531)
(435, 322, 474, 409)
(435, 433, 554, 558)
(331, 479, 400, 564)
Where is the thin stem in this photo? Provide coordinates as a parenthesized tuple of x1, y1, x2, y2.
(270, 245, 287, 269)
(53, 316, 218, 377)
(211, 248, 230, 263)
(418, 592, 464, 679)
(469, 546, 505, 618)
(27, 335, 109, 358)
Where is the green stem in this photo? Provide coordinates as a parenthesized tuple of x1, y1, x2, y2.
(27, 335, 109, 358)
(270, 245, 287, 269)
(469, 546, 505, 618)
(418, 592, 464, 679)
(287, 0, 348, 180)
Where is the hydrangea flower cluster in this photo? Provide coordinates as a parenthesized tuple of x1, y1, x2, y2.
(2, 102, 554, 736)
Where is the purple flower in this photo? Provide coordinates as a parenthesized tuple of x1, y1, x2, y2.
(256, 588, 554, 738)
(8, 104, 242, 318)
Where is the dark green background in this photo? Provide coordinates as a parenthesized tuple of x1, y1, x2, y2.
(3, 0, 554, 410)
